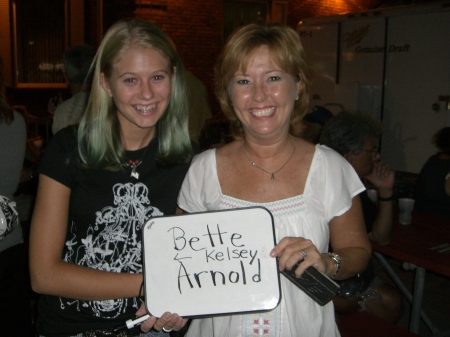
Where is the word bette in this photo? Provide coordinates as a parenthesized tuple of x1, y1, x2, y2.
(168, 224, 262, 293)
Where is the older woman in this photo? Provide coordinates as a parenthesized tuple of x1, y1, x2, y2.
(177, 23, 371, 337)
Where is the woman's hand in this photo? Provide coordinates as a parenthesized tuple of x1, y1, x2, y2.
(270, 237, 327, 277)
(136, 303, 188, 333)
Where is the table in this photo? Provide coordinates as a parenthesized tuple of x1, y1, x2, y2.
(372, 211, 450, 336)
(338, 311, 420, 337)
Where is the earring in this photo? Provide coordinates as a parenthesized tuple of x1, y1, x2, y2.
(295, 95, 299, 101)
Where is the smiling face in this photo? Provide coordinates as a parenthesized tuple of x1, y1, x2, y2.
(227, 45, 300, 141)
(100, 45, 174, 138)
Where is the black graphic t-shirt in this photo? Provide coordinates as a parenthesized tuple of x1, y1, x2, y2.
(36, 127, 193, 336)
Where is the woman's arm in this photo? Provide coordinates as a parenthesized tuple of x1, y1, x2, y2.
(327, 195, 372, 280)
(365, 162, 395, 245)
(29, 174, 142, 301)
(271, 196, 371, 280)
(368, 198, 393, 245)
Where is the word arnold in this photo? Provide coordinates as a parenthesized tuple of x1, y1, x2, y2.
(168, 224, 263, 293)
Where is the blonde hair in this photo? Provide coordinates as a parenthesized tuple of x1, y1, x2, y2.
(78, 18, 192, 169)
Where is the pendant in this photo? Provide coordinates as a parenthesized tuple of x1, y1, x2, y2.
(130, 168, 140, 179)
(127, 160, 142, 179)
(271, 173, 275, 180)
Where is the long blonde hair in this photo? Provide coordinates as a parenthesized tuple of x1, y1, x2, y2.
(78, 18, 192, 169)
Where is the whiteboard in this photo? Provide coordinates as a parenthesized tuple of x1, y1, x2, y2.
(142, 207, 281, 318)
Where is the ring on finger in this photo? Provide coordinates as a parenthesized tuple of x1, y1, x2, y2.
(162, 327, 173, 333)
(301, 250, 308, 259)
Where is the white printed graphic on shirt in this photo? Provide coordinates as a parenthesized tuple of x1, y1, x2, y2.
(61, 182, 163, 318)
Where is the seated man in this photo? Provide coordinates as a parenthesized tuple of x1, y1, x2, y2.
(52, 44, 95, 134)
(320, 111, 403, 324)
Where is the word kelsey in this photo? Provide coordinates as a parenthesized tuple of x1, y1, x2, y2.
(168, 224, 262, 293)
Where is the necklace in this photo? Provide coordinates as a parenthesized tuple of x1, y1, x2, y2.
(126, 142, 152, 179)
(241, 137, 297, 181)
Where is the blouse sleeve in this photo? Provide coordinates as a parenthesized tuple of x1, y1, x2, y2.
(307, 145, 365, 222)
(177, 149, 222, 213)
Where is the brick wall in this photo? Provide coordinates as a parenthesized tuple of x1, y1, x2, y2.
(120, 0, 383, 114)
(130, 1, 223, 113)
(7, 0, 440, 115)
(75, 0, 442, 114)
(286, 0, 381, 28)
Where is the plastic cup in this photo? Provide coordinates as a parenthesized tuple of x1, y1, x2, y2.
(398, 198, 415, 225)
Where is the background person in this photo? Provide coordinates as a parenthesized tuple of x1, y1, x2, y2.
(414, 127, 450, 219)
(29, 18, 192, 336)
(177, 23, 371, 337)
(198, 112, 232, 150)
(0, 57, 34, 336)
(300, 105, 334, 143)
(185, 70, 212, 144)
(52, 44, 96, 134)
(320, 110, 403, 324)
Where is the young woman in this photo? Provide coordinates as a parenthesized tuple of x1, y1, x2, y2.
(29, 18, 192, 336)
